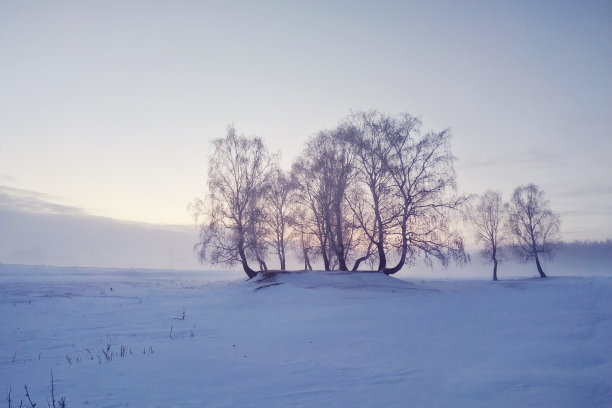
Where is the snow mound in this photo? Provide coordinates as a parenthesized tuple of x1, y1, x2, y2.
(251, 270, 418, 292)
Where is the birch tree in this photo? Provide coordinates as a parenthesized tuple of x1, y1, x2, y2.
(193, 125, 274, 279)
(265, 168, 294, 270)
(471, 190, 508, 281)
(508, 183, 560, 278)
(344, 110, 468, 274)
(291, 129, 362, 271)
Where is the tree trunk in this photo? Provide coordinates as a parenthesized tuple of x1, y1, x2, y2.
(238, 246, 257, 279)
(278, 246, 286, 271)
(334, 207, 348, 271)
(383, 239, 407, 275)
(321, 244, 330, 271)
(492, 247, 498, 281)
(279, 223, 286, 271)
(383, 248, 406, 275)
(493, 259, 498, 281)
(535, 253, 547, 278)
(337, 253, 348, 271)
(351, 253, 371, 271)
(376, 242, 386, 271)
(383, 212, 408, 275)
(303, 248, 313, 270)
(373, 201, 386, 271)
(327, 213, 348, 271)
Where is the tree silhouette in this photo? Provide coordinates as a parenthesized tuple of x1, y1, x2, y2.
(508, 184, 560, 278)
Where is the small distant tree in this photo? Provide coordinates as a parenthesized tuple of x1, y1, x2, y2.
(508, 183, 560, 278)
(192, 125, 274, 279)
(471, 190, 508, 281)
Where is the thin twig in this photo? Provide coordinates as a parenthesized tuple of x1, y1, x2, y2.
(24, 385, 36, 408)
(51, 370, 56, 408)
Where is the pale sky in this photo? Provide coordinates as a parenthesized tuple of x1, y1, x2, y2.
(1, 0, 611, 242)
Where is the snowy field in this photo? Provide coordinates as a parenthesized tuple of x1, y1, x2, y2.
(1, 264, 611, 407)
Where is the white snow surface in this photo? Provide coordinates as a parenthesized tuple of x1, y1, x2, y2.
(1, 265, 611, 407)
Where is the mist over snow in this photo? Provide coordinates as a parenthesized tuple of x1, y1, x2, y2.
(397, 241, 612, 280)
(0, 186, 201, 270)
(2, 186, 611, 278)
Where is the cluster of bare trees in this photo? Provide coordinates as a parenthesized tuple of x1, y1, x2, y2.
(470, 184, 561, 280)
(193, 110, 469, 278)
(192, 111, 561, 280)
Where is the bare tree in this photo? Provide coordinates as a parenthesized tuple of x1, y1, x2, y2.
(322, 129, 360, 271)
(192, 125, 274, 279)
(265, 167, 294, 270)
(343, 110, 399, 271)
(345, 184, 378, 271)
(292, 150, 333, 270)
(343, 110, 468, 274)
(291, 129, 363, 271)
(383, 115, 468, 274)
(508, 183, 560, 278)
(471, 190, 508, 281)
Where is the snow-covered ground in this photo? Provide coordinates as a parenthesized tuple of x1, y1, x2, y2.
(1, 264, 611, 407)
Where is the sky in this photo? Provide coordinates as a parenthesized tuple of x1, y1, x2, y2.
(1, 0, 611, 267)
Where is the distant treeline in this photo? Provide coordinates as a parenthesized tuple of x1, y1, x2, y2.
(554, 240, 612, 258)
